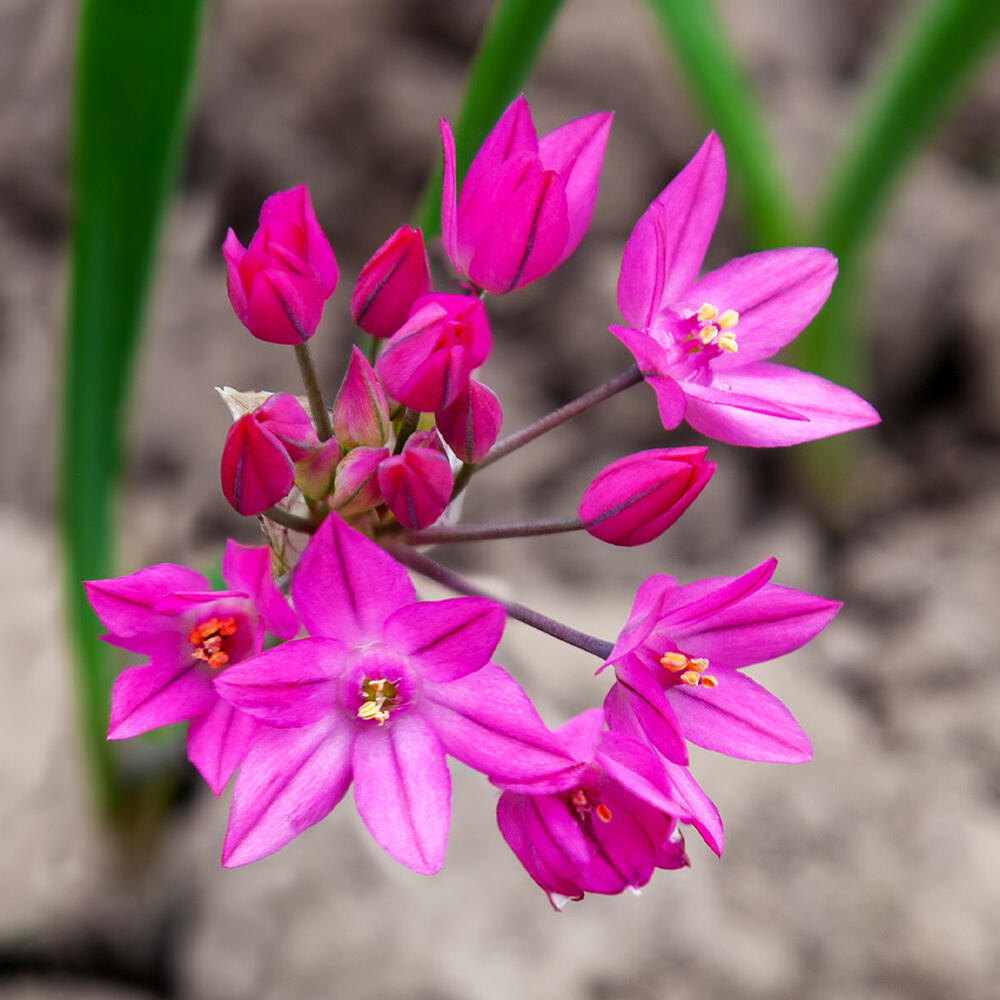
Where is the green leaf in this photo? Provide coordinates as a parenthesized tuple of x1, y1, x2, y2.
(61, 0, 205, 819)
(414, 0, 567, 235)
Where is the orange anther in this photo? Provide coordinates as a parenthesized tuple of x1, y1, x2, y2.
(596, 803, 613, 823)
(208, 651, 230, 669)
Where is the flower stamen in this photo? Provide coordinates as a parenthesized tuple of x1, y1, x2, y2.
(358, 676, 400, 725)
(659, 650, 718, 688)
(188, 616, 238, 669)
(689, 302, 739, 353)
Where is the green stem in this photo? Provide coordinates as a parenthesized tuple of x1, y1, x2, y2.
(399, 516, 583, 546)
(293, 342, 334, 442)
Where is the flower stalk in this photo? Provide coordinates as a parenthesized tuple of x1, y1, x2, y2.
(293, 342, 334, 442)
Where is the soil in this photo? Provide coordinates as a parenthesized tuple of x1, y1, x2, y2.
(2, 1, 999, 998)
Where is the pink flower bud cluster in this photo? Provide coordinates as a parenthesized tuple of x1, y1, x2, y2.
(87, 95, 880, 908)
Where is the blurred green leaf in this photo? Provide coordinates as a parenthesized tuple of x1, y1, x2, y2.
(62, 0, 205, 818)
(414, 0, 567, 234)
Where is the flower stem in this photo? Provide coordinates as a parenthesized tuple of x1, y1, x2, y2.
(476, 364, 643, 471)
(293, 342, 334, 442)
(397, 516, 583, 545)
(390, 545, 614, 661)
(263, 506, 321, 533)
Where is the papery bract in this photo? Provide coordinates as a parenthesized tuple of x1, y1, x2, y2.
(214, 514, 572, 873)
(332, 346, 391, 449)
(612, 133, 880, 446)
(440, 96, 613, 293)
(579, 447, 715, 546)
(434, 378, 503, 463)
(601, 559, 841, 763)
(85, 542, 298, 795)
(375, 293, 491, 413)
(378, 431, 453, 530)
(496, 709, 690, 909)
(223, 185, 338, 345)
(351, 225, 432, 339)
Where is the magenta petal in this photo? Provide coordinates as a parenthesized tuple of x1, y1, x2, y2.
(107, 655, 215, 739)
(352, 712, 450, 874)
(378, 447, 453, 531)
(434, 379, 503, 464)
(223, 716, 355, 867)
(332, 345, 391, 449)
(246, 269, 323, 345)
(538, 111, 613, 262)
(222, 229, 250, 323)
(254, 393, 318, 462)
(594, 732, 686, 816)
(668, 669, 812, 762)
(439, 119, 461, 270)
(601, 573, 677, 673)
(382, 598, 505, 681)
(618, 132, 725, 327)
(422, 663, 573, 784)
(292, 514, 416, 643)
(608, 325, 687, 429)
(690, 248, 837, 366)
(686, 362, 881, 446)
(214, 637, 347, 728)
(85, 563, 209, 637)
(187, 699, 258, 797)
(657, 558, 776, 630)
(611, 657, 688, 765)
(659, 756, 724, 856)
(221, 541, 299, 640)
(220, 414, 295, 516)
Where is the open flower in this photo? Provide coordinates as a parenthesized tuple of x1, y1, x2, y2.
(440, 96, 612, 293)
(600, 559, 840, 763)
(612, 133, 880, 446)
(496, 709, 691, 909)
(85, 543, 299, 795)
(215, 514, 572, 873)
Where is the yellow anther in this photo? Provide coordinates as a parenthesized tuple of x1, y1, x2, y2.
(358, 700, 389, 724)
(699, 324, 719, 345)
(680, 670, 701, 686)
(358, 676, 400, 725)
(700, 675, 718, 688)
(689, 657, 709, 673)
(718, 309, 739, 330)
(660, 651, 690, 672)
(696, 303, 719, 323)
(718, 332, 738, 353)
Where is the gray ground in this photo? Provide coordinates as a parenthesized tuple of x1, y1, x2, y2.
(2, 0, 1000, 997)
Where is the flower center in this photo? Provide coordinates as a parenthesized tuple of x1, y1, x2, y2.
(689, 302, 739, 354)
(188, 616, 238, 670)
(659, 650, 718, 688)
(568, 786, 613, 824)
(357, 676, 401, 725)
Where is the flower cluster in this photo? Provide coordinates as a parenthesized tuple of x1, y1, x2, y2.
(86, 96, 878, 908)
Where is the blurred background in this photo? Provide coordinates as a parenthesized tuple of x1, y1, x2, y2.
(2, 0, 1000, 997)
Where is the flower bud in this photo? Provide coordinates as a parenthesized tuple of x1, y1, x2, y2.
(221, 414, 295, 516)
(253, 392, 319, 461)
(435, 379, 503, 463)
(351, 226, 432, 339)
(332, 346, 391, 449)
(579, 447, 715, 546)
(295, 438, 342, 501)
(377, 433, 453, 530)
(331, 446, 388, 516)
(375, 293, 491, 413)
(223, 185, 338, 345)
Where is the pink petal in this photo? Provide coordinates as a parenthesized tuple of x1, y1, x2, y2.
(186, 698, 259, 797)
(618, 132, 726, 328)
(331, 445, 388, 516)
(107, 653, 215, 739)
(222, 716, 355, 867)
(351, 226, 431, 340)
(688, 247, 837, 367)
(255, 393, 318, 462)
(595, 732, 687, 816)
(332, 346, 391, 449)
(608, 324, 687, 429)
(214, 637, 347, 728)
(659, 756, 724, 856)
(668, 669, 812, 763)
(291, 514, 416, 644)
(220, 414, 295, 516)
(439, 119, 460, 269)
(422, 663, 573, 784)
(222, 228, 250, 323)
(85, 564, 209, 638)
(352, 712, 450, 874)
(657, 559, 776, 630)
(538, 111, 613, 263)
(245, 268, 324, 345)
(610, 656, 688, 765)
(382, 597, 505, 682)
(434, 378, 503, 464)
(378, 447, 453, 531)
(685, 361, 882, 446)
(600, 573, 677, 673)
(221, 541, 299, 640)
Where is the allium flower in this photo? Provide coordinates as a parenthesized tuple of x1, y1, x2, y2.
(601, 559, 840, 763)
(612, 134, 880, 446)
(215, 515, 572, 873)
(223, 185, 338, 345)
(579, 446, 715, 546)
(351, 225, 432, 339)
(85, 542, 299, 795)
(496, 709, 691, 908)
(440, 96, 612, 293)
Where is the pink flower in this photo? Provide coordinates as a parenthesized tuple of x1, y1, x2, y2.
(332, 346, 391, 449)
(440, 96, 612, 293)
(375, 293, 492, 413)
(215, 515, 572, 873)
(579, 446, 715, 546)
(434, 378, 503, 463)
(613, 134, 880, 446)
(377, 430, 454, 530)
(220, 393, 319, 515)
(351, 225, 432, 339)
(223, 185, 338, 345)
(85, 543, 299, 795)
(496, 709, 691, 908)
(600, 559, 840, 764)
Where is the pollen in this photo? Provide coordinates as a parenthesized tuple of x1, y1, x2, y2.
(596, 803, 613, 823)
(358, 677, 400, 725)
(696, 303, 719, 323)
(660, 651, 717, 688)
(690, 302, 738, 353)
(188, 616, 238, 670)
